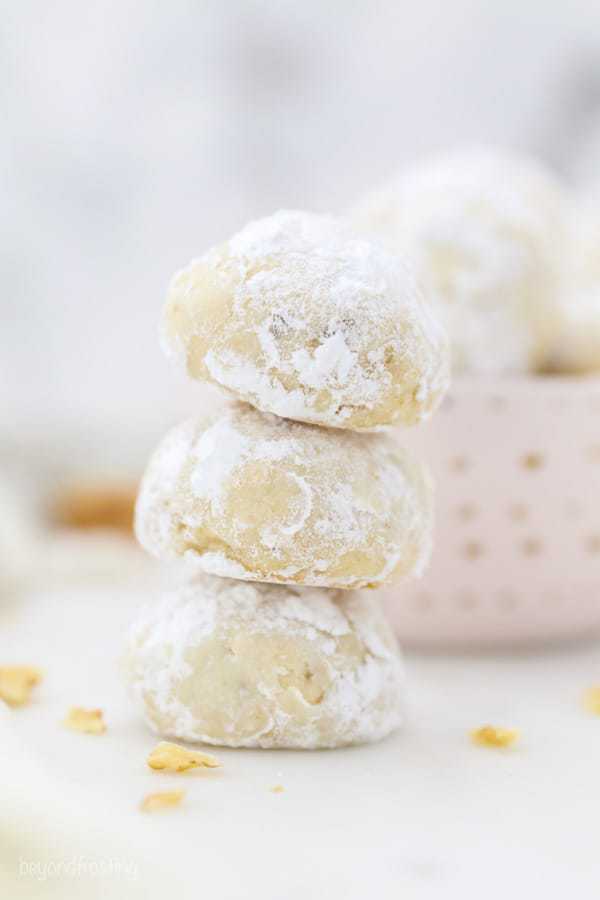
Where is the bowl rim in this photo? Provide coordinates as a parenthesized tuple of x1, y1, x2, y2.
(443, 374, 600, 395)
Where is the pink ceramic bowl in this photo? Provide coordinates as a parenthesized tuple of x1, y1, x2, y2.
(382, 377, 600, 647)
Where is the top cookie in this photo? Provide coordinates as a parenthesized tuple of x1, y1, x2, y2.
(162, 210, 449, 430)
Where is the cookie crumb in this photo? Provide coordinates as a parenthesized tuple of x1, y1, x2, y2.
(0, 666, 42, 707)
(470, 725, 519, 748)
(140, 790, 184, 813)
(54, 480, 137, 534)
(583, 686, 600, 715)
(64, 707, 106, 735)
(270, 784, 285, 793)
(147, 741, 221, 772)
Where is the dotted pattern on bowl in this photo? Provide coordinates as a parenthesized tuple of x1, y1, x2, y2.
(381, 378, 600, 647)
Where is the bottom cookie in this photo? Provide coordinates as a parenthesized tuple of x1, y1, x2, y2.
(123, 574, 403, 749)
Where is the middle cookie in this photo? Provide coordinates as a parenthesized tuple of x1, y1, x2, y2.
(135, 403, 433, 589)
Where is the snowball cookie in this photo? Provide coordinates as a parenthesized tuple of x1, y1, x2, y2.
(135, 403, 433, 589)
(547, 213, 600, 374)
(352, 148, 571, 374)
(161, 210, 449, 431)
(123, 575, 404, 748)
(550, 295, 600, 375)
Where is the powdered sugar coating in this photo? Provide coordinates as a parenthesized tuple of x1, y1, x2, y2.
(135, 403, 433, 589)
(161, 210, 449, 431)
(123, 574, 404, 749)
(548, 212, 600, 374)
(352, 148, 570, 374)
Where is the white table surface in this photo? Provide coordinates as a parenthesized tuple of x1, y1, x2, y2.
(2, 581, 600, 899)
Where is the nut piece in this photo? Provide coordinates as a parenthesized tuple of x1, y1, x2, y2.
(54, 480, 137, 534)
(147, 741, 221, 772)
(140, 790, 185, 813)
(0, 666, 42, 707)
(470, 725, 519, 748)
(583, 686, 600, 715)
(64, 707, 106, 735)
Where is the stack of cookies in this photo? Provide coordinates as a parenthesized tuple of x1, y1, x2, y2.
(125, 211, 449, 749)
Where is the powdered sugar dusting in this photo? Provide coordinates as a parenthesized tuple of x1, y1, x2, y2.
(134, 419, 196, 554)
(352, 148, 570, 374)
(135, 403, 434, 590)
(189, 418, 250, 514)
(548, 211, 600, 374)
(163, 210, 449, 429)
(125, 575, 404, 748)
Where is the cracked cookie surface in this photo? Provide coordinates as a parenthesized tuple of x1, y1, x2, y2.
(134, 403, 433, 589)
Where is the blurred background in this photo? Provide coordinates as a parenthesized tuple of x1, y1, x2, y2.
(5, 0, 600, 462)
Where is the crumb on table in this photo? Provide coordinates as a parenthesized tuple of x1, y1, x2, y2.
(147, 741, 221, 772)
(470, 725, 519, 748)
(0, 666, 42, 707)
(63, 707, 106, 735)
(140, 790, 185, 813)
